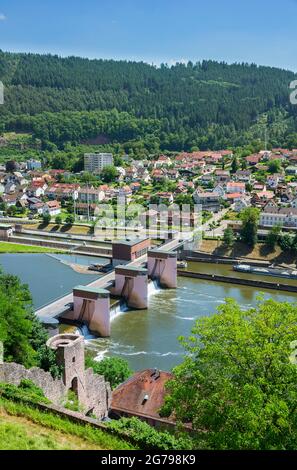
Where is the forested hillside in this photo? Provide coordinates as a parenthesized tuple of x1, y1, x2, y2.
(0, 50, 297, 152)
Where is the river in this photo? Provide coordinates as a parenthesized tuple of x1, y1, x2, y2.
(1, 255, 297, 372)
(0, 253, 104, 309)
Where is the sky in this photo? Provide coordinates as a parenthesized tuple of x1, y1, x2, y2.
(0, 0, 297, 70)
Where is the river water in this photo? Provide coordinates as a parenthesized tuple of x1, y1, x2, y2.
(1, 254, 297, 372)
(0, 254, 103, 309)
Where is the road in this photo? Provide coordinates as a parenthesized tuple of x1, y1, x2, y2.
(202, 208, 230, 236)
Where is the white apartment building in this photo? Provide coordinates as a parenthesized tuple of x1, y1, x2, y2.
(78, 187, 105, 203)
(260, 207, 297, 229)
(84, 153, 113, 173)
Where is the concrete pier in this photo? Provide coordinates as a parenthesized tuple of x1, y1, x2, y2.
(62, 285, 111, 337)
(113, 265, 148, 309)
(147, 249, 177, 288)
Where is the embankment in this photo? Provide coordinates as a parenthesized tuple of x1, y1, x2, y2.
(178, 270, 297, 293)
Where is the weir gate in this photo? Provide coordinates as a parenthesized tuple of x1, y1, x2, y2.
(36, 241, 179, 338)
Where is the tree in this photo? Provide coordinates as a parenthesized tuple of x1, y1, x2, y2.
(240, 207, 260, 247)
(0, 272, 54, 370)
(278, 233, 294, 252)
(7, 205, 17, 216)
(231, 157, 239, 174)
(223, 227, 235, 248)
(268, 159, 282, 174)
(161, 298, 297, 450)
(85, 356, 132, 389)
(55, 215, 62, 225)
(241, 159, 248, 170)
(42, 213, 51, 225)
(100, 165, 118, 183)
(5, 160, 17, 173)
(266, 225, 281, 250)
(65, 214, 74, 225)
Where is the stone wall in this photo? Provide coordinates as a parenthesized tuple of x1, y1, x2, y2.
(85, 367, 111, 419)
(0, 362, 66, 405)
(0, 362, 111, 419)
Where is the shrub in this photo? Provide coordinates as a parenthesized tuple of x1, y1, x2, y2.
(107, 417, 193, 450)
(0, 380, 49, 404)
(85, 356, 132, 389)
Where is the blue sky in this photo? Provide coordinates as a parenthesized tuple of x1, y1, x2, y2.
(0, 0, 297, 70)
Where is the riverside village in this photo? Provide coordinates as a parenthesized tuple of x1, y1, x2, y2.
(2, 146, 297, 436)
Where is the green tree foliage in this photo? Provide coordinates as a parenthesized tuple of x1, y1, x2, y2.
(278, 232, 297, 254)
(0, 52, 297, 154)
(42, 213, 51, 225)
(107, 417, 192, 450)
(223, 227, 235, 247)
(65, 214, 74, 225)
(0, 272, 59, 375)
(240, 207, 260, 247)
(0, 379, 49, 404)
(85, 356, 132, 389)
(162, 298, 297, 450)
(266, 225, 281, 250)
(0, 273, 41, 366)
(268, 159, 282, 174)
(55, 215, 62, 225)
(231, 157, 239, 174)
(5, 160, 17, 173)
(100, 165, 118, 183)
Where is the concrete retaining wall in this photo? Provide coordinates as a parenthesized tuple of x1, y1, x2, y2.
(10, 236, 76, 250)
(184, 251, 271, 266)
(9, 236, 112, 256)
(178, 270, 297, 293)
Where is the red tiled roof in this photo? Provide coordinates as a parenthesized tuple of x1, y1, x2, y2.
(226, 193, 242, 199)
(227, 182, 245, 188)
(111, 369, 174, 422)
(46, 200, 61, 209)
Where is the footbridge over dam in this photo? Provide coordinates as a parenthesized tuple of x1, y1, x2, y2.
(36, 236, 185, 337)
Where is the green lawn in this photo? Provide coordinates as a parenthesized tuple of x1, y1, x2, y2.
(0, 398, 136, 450)
(0, 242, 67, 254)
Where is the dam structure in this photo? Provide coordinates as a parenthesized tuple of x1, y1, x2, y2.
(35, 237, 181, 337)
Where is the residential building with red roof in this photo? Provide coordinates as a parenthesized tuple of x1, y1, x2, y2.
(226, 182, 246, 194)
(111, 369, 175, 428)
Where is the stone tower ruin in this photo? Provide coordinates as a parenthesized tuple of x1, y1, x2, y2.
(47, 334, 88, 409)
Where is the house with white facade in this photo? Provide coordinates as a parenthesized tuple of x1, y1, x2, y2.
(78, 187, 105, 204)
(234, 198, 250, 212)
(291, 198, 297, 209)
(235, 170, 252, 183)
(43, 200, 61, 217)
(193, 191, 221, 212)
(226, 182, 246, 194)
(266, 174, 282, 189)
(260, 207, 297, 230)
(213, 185, 225, 197)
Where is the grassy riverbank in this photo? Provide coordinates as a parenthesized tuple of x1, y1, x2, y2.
(24, 222, 93, 235)
(0, 398, 136, 450)
(198, 240, 297, 266)
(0, 242, 67, 254)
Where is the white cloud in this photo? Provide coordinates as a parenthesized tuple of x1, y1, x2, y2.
(167, 58, 189, 66)
(0, 14, 6, 21)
